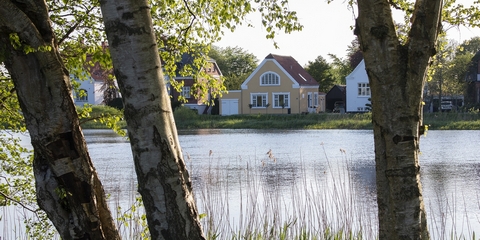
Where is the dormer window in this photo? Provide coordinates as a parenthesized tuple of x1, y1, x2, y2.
(260, 72, 280, 86)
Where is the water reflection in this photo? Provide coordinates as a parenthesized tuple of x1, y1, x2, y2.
(8, 129, 477, 238)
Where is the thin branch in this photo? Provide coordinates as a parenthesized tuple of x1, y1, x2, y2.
(0, 190, 39, 214)
(180, 0, 197, 34)
(58, 6, 95, 45)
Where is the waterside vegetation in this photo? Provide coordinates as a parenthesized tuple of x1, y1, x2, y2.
(79, 105, 480, 130)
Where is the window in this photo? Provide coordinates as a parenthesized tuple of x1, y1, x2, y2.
(307, 92, 319, 108)
(251, 93, 268, 107)
(273, 93, 290, 108)
(75, 89, 88, 102)
(181, 86, 191, 98)
(358, 83, 370, 96)
(260, 72, 280, 86)
(308, 92, 313, 107)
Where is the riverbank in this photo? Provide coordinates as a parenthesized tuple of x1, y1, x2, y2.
(79, 106, 480, 130)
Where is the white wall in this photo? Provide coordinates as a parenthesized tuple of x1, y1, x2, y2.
(346, 60, 371, 112)
(72, 77, 104, 106)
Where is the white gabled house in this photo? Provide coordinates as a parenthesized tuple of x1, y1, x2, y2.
(72, 75, 106, 106)
(346, 60, 371, 112)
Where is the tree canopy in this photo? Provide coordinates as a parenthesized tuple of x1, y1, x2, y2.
(304, 55, 337, 93)
(208, 45, 258, 90)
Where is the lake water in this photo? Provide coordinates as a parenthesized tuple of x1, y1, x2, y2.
(3, 129, 480, 239)
(83, 129, 480, 239)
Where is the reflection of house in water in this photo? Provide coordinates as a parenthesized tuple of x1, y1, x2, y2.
(350, 165, 376, 197)
(260, 160, 301, 193)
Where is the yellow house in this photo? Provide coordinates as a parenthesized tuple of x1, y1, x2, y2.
(221, 54, 322, 115)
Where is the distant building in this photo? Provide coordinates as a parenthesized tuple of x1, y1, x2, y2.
(72, 58, 120, 106)
(345, 60, 371, 112)
(220, 54, 322, 115)
(325, 85, 346, 112)
(167, 53, 223, 114)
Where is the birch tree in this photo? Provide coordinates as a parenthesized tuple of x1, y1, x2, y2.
(0, 0, 119, 239)
(99, 0, 301, 239)
(354, 0, 480, 238)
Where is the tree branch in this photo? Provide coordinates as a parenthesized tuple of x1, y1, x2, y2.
(0, 190, 39, 214)
(180, 0, 197, 34)
(57, 6, 95, 45)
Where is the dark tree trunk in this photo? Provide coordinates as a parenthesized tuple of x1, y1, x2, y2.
(0, 1, 119, 239)
(355, 0, 442, 239)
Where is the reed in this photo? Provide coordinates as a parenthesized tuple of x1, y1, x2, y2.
(192, 147, 376, 239)
(2, 148, 480, 239)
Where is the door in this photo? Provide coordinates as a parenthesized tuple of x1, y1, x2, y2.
(221, 99, 239, 115)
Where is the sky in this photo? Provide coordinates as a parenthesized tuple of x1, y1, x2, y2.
(215, 0, 480, 66)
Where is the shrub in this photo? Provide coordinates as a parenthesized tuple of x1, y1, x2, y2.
(174, 106, 198, 121)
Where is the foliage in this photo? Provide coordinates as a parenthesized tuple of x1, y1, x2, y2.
(327, 54, 352, 86)
(149, 0, 302, 103)
(456, 36, 480, 56)
(116, 196, 150, 240)
(0, 75, 56, 238)
(426, 35, 480, 111)
(208, 46, 259, 90)
(304, 55, 337, 93)
(77, 105, 126, 136)
(173, 106, 199, 122)
(427, 35, 459, 101)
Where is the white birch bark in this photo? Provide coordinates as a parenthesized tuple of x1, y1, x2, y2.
(99, 1, 205, 239)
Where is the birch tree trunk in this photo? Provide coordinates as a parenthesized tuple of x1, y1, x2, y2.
(355, 0, 442, 238)
(0, 1, 119, 239)
(99, 1, 205, 239)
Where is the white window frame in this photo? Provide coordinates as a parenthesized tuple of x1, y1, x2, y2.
(358, 83, 370, 97)
(260, 72, 280, 86)
(314, 92, 319, 107)
(273, 92, 290, 108)
(251, 93, 268, 108)
(181, 86, 191, 98)
(75, 88, 88, 102)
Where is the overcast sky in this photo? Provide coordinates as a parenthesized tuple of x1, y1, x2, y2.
(215, 0, 480, 66)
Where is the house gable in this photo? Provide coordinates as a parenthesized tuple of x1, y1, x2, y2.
(345, 59, 371, 112)
(241, 54, 318, 90)
(241, 57, 299, 90)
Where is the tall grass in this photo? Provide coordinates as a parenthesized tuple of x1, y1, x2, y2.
(192, 148, 376, 239)
(3, 147, 480, 239)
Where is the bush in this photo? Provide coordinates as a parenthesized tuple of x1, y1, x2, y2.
(106, 98, 124, 110)
(77, 105, 126, 132)
(174, 106, 198, 121)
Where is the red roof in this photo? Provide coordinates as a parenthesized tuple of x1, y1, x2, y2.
(266, 54, 318, 86)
